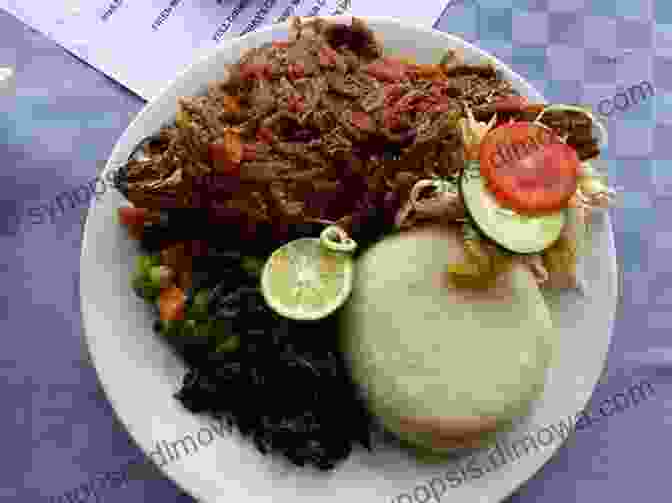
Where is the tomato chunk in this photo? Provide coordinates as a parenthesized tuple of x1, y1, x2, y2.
(159, 286, 186, 321)
(287, 94, 305, 113)
(318, 45, 338, 67)
(350, 111, 374, 131)
(364, 58, 407, 82)
(256, 126, 274, 144)
(490, 95, 530, 114)
(240, 63, 271, 80)
(287, 62, 305, 81)
(208, 142, 241, 175)
(118, 206, 148, 226)
(479, 122, 579, 213)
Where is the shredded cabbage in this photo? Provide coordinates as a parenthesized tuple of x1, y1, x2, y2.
(458, 106, 498, 160)
(576, 161, 616, 210)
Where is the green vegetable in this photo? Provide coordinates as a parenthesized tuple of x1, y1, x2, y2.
(131, 254, 163, 301)
(194, 320, 214, 338)
(136, 254, 160, 274)
(460, 161, 566, 254)
(182, 321, 197, 337)
(216, 334, 240, 353)
(161, 319, 185, 337)
(241, 256, 265, 277)
(149, 266, 168, 289)
(185, 289, 210, 321)
(131, 272, 161, 301)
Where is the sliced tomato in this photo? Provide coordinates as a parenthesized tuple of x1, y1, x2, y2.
(159, 286, 186, 321)
(479, 122, 579, 213)
(118, 206, 148, 226)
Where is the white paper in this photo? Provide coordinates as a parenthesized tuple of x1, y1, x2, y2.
(0, 0, 444, 101)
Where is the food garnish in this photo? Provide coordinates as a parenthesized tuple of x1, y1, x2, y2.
(446, 221, 514, 287)
(458, 106, 498, 160)
(320, 225, 358, 253)
(460, 159, 567, 254)
(395, 176, 465, 229)
(261, 237, 354, 321)
(159, 286, 186, 321)
(478, 122, 580, 213)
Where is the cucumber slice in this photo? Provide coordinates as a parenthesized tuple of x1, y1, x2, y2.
(460, 161, 566, 254)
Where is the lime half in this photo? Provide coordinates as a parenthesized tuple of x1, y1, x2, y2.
(261, 238, 354, 321)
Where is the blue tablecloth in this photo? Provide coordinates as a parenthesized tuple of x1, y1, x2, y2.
(1, 1, 670, 501)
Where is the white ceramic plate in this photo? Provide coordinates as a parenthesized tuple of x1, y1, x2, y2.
(81, 16, 618, 503)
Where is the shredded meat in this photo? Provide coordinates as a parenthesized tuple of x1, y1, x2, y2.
(117, 17, 601, 239)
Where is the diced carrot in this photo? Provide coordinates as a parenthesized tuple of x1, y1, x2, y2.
(272, 40, 292, 49)
(520, 104, 546, 116)
(208, 143, 241, 174)
(412, 63, 446, 81)
(223, 129, 243, 163)
(159, 286, 186, 321)
(118, 206, 148, 226)
(221, 94, 241, 114)
(209, 129, 243, 173)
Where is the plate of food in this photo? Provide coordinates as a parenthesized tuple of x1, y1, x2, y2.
(80, 15, 618, 503)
